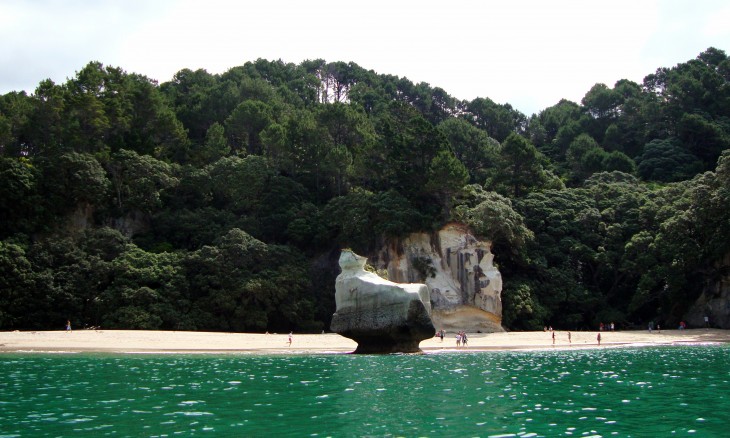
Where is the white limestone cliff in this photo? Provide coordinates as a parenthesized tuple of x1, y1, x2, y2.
(377, 223, 505, 332)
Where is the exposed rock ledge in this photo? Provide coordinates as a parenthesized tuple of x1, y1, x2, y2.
(376, 223, 505, 333)
(686, 253, 730, 329)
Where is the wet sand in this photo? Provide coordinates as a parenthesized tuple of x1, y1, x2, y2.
(1, 328, 727, 354)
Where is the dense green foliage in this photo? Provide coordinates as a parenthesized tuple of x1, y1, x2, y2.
(1, 49, 729, 331)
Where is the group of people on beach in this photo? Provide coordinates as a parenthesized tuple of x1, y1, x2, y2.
(544, 328, 603, 346)
(435, 329, 469, 347)
(455, 331, 468, 347)
(546, 327, 575, 345)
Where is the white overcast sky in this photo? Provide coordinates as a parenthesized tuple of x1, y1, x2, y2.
(1, 0, 729, 115)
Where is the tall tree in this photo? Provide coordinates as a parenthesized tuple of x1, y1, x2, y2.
(465, 97, 526, 142)
(225, 100, 273, 155)
(489, 133, 559, 197)
(438, 117, 500, 183)
(566, 133, 607, 183)
(107, 149, 178, 215)
(40, 152, 111, 218)
(62, 62, 111, 155)
(0, 157, 42, 237)
(373, 101, 449, 201)
(426, 150, 469, 217)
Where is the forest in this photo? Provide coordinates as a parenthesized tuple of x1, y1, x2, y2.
(1, 48, 729, 332)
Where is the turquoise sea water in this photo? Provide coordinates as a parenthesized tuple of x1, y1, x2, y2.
(1, 345, 729, 437)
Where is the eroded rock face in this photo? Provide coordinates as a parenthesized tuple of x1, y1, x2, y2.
(330, 250, 436, 353)
(686, 253, 730, 329)
(378, 223, 504, 332)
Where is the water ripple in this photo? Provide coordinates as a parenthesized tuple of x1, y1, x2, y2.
(0, 345, 728, 436)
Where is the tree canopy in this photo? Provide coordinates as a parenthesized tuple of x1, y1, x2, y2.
(2, 48, 730, 331)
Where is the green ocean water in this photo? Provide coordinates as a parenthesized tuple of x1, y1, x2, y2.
(1, 345, 728, 437)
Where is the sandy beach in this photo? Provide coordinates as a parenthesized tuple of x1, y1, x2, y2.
(0, 328, 727, 354)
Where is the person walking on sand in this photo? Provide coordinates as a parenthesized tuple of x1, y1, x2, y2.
(597, 332, 601, 345)
(568, 331, 572, 344)
(552, 331, 555, 345)
(66, 320, 72, 333)
(287, 332, 292, 347)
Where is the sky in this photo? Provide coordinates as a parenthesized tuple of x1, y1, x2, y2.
(1, 0, 729, 115)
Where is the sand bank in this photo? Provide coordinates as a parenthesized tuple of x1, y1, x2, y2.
(1, 328, 727, 354)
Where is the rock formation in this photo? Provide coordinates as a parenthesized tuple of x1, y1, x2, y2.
(330, 250, 436, 353)
(377, 223, 504, 332)
(685, 253, 730, 329)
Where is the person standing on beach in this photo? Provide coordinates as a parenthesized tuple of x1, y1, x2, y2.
(597, 332, 601, 345)
(568, 331, 572, 344)
(287, 332, 292, 346)
(66, 320, 71, 333)
(552, 331, 555, 345)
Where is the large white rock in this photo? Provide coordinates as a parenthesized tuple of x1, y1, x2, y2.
(330, 250, 435, 353)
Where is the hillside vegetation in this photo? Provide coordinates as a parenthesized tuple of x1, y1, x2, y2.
(1, 48, 729, 331)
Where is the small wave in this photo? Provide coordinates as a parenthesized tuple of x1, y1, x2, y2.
(12, 350, 80, 354)
(169, 411, 213, 417)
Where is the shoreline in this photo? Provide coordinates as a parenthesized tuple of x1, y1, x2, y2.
(1, 328, 728, 355)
